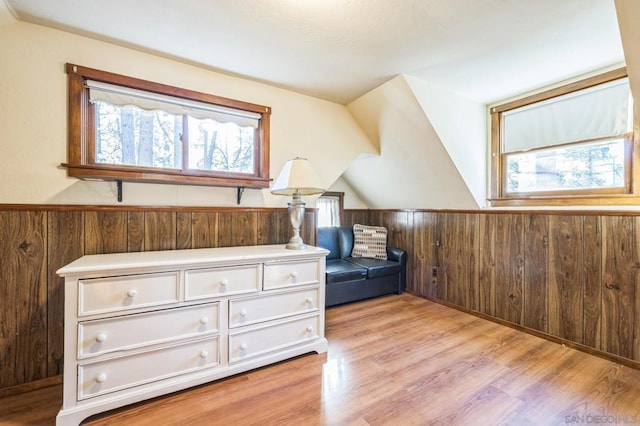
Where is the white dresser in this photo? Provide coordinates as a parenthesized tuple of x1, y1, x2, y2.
(56, 245, 329, 425)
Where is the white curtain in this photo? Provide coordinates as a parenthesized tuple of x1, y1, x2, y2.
(317, 196, 341, 227)
(503, 78, 632, 153)
(87, 80, 261, 128)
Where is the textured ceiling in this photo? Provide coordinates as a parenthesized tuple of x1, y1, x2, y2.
(3, 0, 624, 104)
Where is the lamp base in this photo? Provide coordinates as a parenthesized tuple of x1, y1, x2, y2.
(286, 196, 307, 250)
(285, 237, 306, 250)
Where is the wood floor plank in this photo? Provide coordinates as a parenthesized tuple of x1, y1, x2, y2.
(2, 294, 640, 426)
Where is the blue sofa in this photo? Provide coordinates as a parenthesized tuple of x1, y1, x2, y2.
(318, 226, 407, 307)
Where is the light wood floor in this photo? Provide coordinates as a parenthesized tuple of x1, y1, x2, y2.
(2, 293, 640, 425)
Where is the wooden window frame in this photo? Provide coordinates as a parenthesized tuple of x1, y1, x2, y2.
(64, 63, 271, 188)
(490, 67, 640, 207)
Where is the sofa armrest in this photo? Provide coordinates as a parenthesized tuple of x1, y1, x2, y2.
(386, 246, 407, 265)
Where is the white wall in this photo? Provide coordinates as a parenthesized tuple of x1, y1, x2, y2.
(326, 176, 368, 209)
(404, 75, 487, 208)
(346, 75, 479, 209)
(0, 21, 375, 207)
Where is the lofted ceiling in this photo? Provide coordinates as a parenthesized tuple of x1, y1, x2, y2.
(2, 0, 624, 105)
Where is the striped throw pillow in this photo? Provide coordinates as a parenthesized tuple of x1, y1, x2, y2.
(351, 224, 388, 260)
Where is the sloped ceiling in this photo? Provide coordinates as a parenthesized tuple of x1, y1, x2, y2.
(345, 76, 478, 209)
(3, 0, 624, 105)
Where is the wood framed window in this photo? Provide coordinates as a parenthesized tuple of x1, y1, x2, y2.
(64, 64, 271, 188)
(490, 67, 639, 207)
(317, 192, 344, 227)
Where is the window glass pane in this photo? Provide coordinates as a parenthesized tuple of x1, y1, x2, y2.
(187, 117, 255, 174)
(506, 138, 625, 193)
(95, 101, 182, 169)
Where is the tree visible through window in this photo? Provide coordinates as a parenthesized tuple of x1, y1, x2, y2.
(64, 64, 271, 189)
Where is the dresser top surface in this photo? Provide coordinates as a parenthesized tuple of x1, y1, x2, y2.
(57, 244, 329, 276)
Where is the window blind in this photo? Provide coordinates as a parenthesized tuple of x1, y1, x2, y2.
(503, 78, 632, 153)
(87, 80, 261, 128)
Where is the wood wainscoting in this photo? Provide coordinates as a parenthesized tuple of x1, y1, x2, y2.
(0, 204, 316, 392)
(343, 209, 640, 368)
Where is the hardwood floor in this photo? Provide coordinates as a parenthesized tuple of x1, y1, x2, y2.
(1, 293, 639, 425)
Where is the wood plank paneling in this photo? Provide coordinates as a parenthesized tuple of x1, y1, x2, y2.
(144, 212, 176, 251)
(0, 212, 47, 388)
(583, 216, 602, 349)
(0, 205, 318, 392)
(411, 212, 438, 297)
(191, 212, 218, 249)
(548, 216, 583, 342)
(601, 216, 638, 359)
(46, 212, 83, 377)
(439, 213, 478, 309)
(302, 211, 317, 246)
(127, 211, 145, 252)
(8, 204, 640, 392)
(218, 212, 257, 247)
(494, 214, 524, 325)
(342, 210, 369, 227)
(176, 212, 192, 250)
(478, 214, 496, 316)
(524, 215, 548, 332)
(84, 211, 127, 255)
(256, 211, 281, 245)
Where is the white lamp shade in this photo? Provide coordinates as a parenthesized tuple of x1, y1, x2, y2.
(271, 157, 324, 196)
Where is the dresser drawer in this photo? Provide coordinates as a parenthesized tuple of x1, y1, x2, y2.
(263, 259, 321, 290)
(229, 315, 320, 363)
(78, 272, 179, 316)
(78, 303, 220, 358)
(185, 264, 260, 301)
(229, 288, 319, 328)
(78, 337, 219, 400)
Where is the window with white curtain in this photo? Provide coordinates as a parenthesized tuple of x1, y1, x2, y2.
(490, 68, 638, 206)
(64, 63, 271, 188)
(317, 192, 343, 227)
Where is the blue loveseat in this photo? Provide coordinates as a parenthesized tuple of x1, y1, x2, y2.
(318, 226, 407, 307)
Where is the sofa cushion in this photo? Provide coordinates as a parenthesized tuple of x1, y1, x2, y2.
(337, 226, 355, 259)
(318, 227, 340, 260)
(346, 257, 402, 279)
(325, 259, 367, 284)
(351, 224, 388, 260)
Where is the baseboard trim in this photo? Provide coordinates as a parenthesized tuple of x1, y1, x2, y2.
(412, 292, 640, 371)
(0, 375, 62, 399)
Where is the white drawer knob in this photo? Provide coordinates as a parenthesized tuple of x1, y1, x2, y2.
(239, 309, 247, 317)
(306, 326, 313, 333)
(290, 271, 298, 278)
(199, 350, 208, 359)
(95, 333, 107, 343)
(96, 373, 107, 383)
(220, 279, 229, 286)
(126, 289, 137, 297)
(305, 297, 313, 304)
(240, 343, 248, 350)
(199, 317, 208, 325)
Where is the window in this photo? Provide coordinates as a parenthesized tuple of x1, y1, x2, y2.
(490, 68, 638, 206)
(64, 64, 271, 188)
(317, 192, 344, 227)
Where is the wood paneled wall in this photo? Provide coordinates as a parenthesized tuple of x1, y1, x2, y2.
(344, 209, 640, 367)
(4, 205, 640, 390)
(0, 205, 315, 391)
